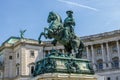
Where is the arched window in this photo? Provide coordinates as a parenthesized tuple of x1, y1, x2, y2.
(97, 47, 102, 54)
(30, 66, 35, 74)
(29, 63, 35, 75)
(16, 66, 19, 76)
(97, 59, 103, 70)
(112, 45, 117, 53)
(107, 77, 110, 80)
(16, 63, 20, 76)
(112, 57, 119, 68)
(17, 52, 19, 58)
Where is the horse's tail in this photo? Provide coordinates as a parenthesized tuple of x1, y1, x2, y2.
(38, 32, 46, 44)
(79, 41, 85, 50)
(76, 40, 85, 58)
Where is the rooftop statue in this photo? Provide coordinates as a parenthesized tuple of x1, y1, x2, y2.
(38, 10, 84, 58)
(20, 29, 26, 38)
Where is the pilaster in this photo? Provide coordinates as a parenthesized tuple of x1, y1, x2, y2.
(91, 45, 96, 70)
(106, 42, 111, 69)
(86, 46, 90, 60)
(101, 43, 106, 69)
(116, 40, 120, 68)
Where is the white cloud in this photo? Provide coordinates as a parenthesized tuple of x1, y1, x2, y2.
(57, 0, 99, 12)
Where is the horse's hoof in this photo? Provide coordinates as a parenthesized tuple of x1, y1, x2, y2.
(39, 41, 41, 44)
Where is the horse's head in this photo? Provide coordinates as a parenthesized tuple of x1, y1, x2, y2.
(47, 11, 57, 23)
(47, 11, 62, 23)
(47, 11, 63, 39)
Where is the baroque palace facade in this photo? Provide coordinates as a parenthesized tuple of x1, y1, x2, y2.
(0, 29, 120, 80)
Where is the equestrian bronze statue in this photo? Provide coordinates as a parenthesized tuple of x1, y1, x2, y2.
(38, 10, 84, 58)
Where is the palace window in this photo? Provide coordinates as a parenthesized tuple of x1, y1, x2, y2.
(98, 63, 103, 70)
(112, 60, 119, 68)
(30, 50, 35, 57)
(9, 56, 12, 60)
(29, 64, 35, 75)
(97, 48, 102, 54)
(31, 66, 35, 74)
(17, 53, 19, 58)
(107, 77, 110, 80)
(116, 76, 118, 80)
(114, 60, 119, 68)
(112, 45, 117, 53)
(97, 59, 103, 70)
(112, 57, 119, 68)
(16, 66, 20, 76)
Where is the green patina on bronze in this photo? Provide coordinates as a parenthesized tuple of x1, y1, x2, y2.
(34, 11, 94, 77)
(38, 10, 84, 58)
(20, 29, 26, 38)
(33, 49, 94, 77)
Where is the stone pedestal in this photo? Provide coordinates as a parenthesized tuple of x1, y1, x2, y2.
(31, 73, 97, 80)
(33, 56, 94, 77)
(32, 49, 96, 80)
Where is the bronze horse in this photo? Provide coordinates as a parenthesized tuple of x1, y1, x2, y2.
(38, 11, 84, 58)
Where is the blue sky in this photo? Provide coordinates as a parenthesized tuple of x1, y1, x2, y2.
(0, 0, 120, 45)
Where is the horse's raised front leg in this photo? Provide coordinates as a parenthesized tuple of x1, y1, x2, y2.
(44, 27, 53, 33)
(38, 32, 46, 44)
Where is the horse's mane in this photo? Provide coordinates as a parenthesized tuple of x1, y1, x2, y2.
(56, 14, 62, 23)
(51, 11, 62, 23)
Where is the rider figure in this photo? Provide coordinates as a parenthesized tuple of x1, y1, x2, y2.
(63, 10, 75, 40)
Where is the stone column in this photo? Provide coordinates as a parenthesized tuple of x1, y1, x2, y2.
(91, 45, 96, 70)
(106, 42, 111, 69)
(21, 47, 26, 75)
(86, 46, 90, 60)
(116, 40, 120, 68)
(101, 43, 106, 69)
